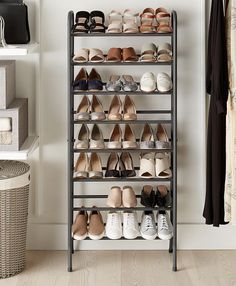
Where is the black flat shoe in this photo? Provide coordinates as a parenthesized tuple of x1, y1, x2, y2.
(105, 152, 120, 178)
(140, 185, 156, 207)
(156, 185, 172, 207)
(120, 152, 136, 177)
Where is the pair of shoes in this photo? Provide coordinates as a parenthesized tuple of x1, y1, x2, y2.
(105, 152, 136, 178)
(106, 211, 140, 239)
(108, 124, 137, 149)
(141, 185, 172, 208)
(140, 42, 172, 62)
(107, 10, 139, 33)
(75, 95, 105, 121)
(140, 72, 172, 92)
(107, 186, 137, 208)
(72, 208, 104, 240)
(73, 68, 103, 91)
(140, 8, 172, 33)
(140, 123, 170, 149)
(107, 47, 138, 62)
(106, 75, 138, 92)
(140, 211, 173, 240)
(74, 152, 103, 179)
(108, 95, 137, 120)
(139, 153, 172, 178)
(74, 11, 106, 34)
(73, 48, 105, 63)
(75, 124, 104, 149)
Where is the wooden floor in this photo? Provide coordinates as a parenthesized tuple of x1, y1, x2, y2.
(1, 251, 236, 286)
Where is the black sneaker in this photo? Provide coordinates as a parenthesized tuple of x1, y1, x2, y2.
(140, 185, 156, 207)
(156, 185, 172, 207)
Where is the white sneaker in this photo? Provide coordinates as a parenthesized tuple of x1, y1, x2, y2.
(123, 211, 140, 239)
(105, 211, 122, 239)
(140, 211, 157, 240)
(157, 212, 173, 240)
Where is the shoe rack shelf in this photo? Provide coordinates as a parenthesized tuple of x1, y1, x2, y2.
(68, 11, 177, 272)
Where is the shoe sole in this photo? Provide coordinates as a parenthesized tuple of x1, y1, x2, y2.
(158, 233, 173, 240)
(88, 231, 105, 240)
(72, 232, 87, 241)
(123, 232, 140, 240)
(140, 232, 157, 240)
(106, 232, 122, 240)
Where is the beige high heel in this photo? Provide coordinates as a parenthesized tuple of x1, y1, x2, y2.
(74, 124, 89, 149)
(123, 95, 137, 120)
(75, 95, 90, 120)
(91, 95, 106, 121)
(91, 124, 105, 149)
(156, 124, 170, 149)
(89, 152, 103, 179)
(123, 124, 137, 149)
(107, 124, 122, 149)
(74, 152, 89, 178)
(108, 95, 122, 120)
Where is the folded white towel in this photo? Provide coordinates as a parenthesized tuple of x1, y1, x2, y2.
(0, 118, 12, 131)
(0, 131, 12, 145)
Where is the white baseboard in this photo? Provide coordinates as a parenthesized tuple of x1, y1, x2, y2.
(27, 223, 236, 250)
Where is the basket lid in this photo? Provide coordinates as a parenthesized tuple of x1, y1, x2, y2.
(0, 160, 30, 190)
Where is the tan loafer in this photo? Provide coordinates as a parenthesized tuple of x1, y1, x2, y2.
(88, 209, 105, 240)
(72, 209, 88, 240)
(107, 186, 122, 207)
(122, 186, 137, 208)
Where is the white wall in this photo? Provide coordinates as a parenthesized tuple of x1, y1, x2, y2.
(26, 0, 236, 250)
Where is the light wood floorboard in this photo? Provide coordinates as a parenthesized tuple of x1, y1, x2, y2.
(1, 251, 236, 286)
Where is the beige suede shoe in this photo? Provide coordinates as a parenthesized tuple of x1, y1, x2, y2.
(88, 209, 105, 240)
(107, 186, 122, 207)
(72, 210, 88, 240)
(122, 186, 137, 208)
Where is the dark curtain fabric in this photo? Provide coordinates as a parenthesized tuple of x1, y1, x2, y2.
(203, 0, 229, 227)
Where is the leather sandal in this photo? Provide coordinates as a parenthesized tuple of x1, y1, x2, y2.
(90, 10, 106, 33)
(120, 152, 136, 177)
(157, 43, 172, 62)
(73, 68, 88, 91)
(108, 95, 122, 120)
(107, 48, 122, 62)
(140, 43, 157, 62)
(107, 10, 123, 33)
(89, 48, 105, 63)
(140, 8, 156, 33)
(105, 152, 120, 178)
(89, 152, 103, 178)
(123, 9, 139, 33)
(73, 48, 89, 63)
(122, 47, 138, 62)
(139, 152, 155, 178)
(155, 8, 172, 33)
(74, 11, 90, 34)
(88, 68, 103, 91)
(123, 95, 137, 120)
(155, 153, 172, 178)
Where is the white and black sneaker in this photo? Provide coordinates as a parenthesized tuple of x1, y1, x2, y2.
(157, 211, 173, 240)
(123, 211, 140, 239)
(140, 211, 157, 240)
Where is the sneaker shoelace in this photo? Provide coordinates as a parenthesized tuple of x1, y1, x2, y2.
(159, 215, 169, 230)
(124, 214, 136, 229)
(144, 215, 154, 230)
(110, 214, 120, 227)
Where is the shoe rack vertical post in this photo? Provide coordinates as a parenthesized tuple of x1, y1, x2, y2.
(67, 10, 178, 272)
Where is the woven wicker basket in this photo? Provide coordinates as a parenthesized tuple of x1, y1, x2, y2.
(0, 160, 30, 279)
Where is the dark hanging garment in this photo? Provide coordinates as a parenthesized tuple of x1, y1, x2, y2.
(203, 0, 229, 226)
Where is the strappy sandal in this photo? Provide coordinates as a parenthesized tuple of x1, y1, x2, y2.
(106, 48, 122, 62)
(90, 10, 106, 33)
(140, 43, 157, 62)
(155, 8, 172, 33)
(73, 49, 89, 63)
(157, 43, 172, 62)
(139, 153, 155, 178)
(140, 8, 156, 33)
(155, 153, 172, 178)
(107, 10, 123, 33)
(89, 48, 105, 63)
(122, 47, 138, 62)
(123, 9, 139, 33)
(74, 11, 90, 34)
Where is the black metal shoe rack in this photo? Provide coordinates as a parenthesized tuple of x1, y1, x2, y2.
(67, 10, 177, 272)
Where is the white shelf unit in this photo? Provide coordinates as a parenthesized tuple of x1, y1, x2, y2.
(0, 42, 39, 56)
(0, 136, 39, 160)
